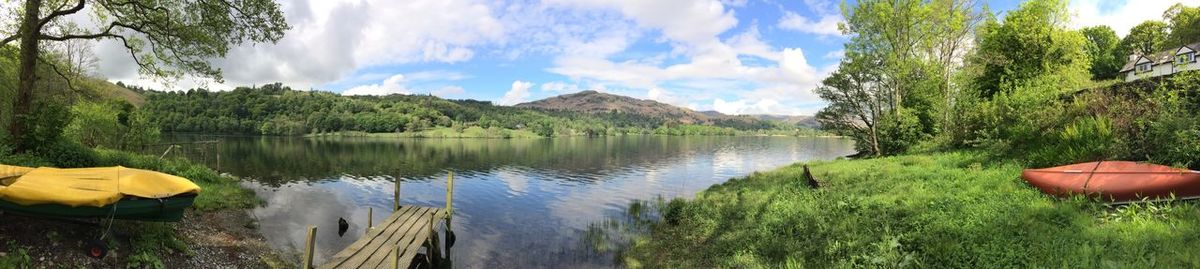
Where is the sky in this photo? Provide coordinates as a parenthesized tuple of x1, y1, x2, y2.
(79, 0, 1200, 115)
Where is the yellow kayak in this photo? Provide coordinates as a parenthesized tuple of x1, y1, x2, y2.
(0, 164, 201, 207)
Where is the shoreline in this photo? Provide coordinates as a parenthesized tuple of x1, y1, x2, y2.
(303, 129, 840, 139)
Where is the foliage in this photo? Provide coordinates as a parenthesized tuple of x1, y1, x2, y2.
(1118, 20, 1169, 57)
(1163, 3, 1200, 48)
(62, 101, 160, 150)
(1028, 116, 1115, 167)
(122, 223, 187, 269)
(818, 0, 980, 156)
(620, 152, 1200, 268)
(1141, 72, 1200, 168)
(3, 0, 289, 151)
(967, 0, 1089, 99)
(1081, 26, 1123, 80)
(0, 241, 32, 269)
(63, 101, 121, 148)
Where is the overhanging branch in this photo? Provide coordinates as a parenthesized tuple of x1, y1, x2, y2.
(38, 0, 87, 29)
(37, 56, 75, 92)
(0, 35, 17, 47)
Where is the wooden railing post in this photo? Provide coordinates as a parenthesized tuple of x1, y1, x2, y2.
(302, 226, 317, 269)
(445, 171, 454, 216)
(391, 245, 400, 269)
(366, 207, 373, 235)
(427, 212, 436, 265)
(394, 177, 401, 211)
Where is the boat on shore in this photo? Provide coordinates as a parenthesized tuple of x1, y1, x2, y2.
(0, 165, 201, 222)
(1021, 161, 1200, 203)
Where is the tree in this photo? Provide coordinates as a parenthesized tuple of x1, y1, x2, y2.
(823, 0, 980, 155)
(815, 53, 887, 155)
(955, 0, 1091, 152)
(1163, 3, 1200, 48)
(62, 101, 119, 148)
(1117, 20, 1168, 59)
(46, 22, 99, 77)
(923, 0, 985, 127)
(967, 0, 1089, 99)
(1, 0, 289, 151)
(1081, 26, 1122, 80)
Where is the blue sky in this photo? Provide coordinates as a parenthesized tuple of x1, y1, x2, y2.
(90, 0, 1197, 115)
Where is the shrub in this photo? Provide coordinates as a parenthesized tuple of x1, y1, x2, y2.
(34, 139, 98, 168)
(1028, 116, 1115, 167)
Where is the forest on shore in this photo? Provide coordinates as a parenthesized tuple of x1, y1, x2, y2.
(134, 83, 822, 137)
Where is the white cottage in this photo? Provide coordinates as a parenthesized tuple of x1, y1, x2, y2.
(1121, 42, 1200, 82)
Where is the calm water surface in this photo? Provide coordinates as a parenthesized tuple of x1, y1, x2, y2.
(168, 135, 853, 268)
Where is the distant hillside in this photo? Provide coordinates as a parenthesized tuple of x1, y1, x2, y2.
(83, 78, 145, 106)
(516, 90, 713, 124)
(516, 90, 817, 130)
(746, 114, 819, 128)
(699, 111, 818, 128)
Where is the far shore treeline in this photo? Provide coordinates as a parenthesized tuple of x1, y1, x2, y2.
(132, 83, 824, 137)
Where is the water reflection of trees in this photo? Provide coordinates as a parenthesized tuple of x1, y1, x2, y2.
(165, 135, 851, 187)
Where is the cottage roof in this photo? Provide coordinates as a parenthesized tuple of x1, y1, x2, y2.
(1119, 42, 1200, 72)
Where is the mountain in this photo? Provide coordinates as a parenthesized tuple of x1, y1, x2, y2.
(516, 90, 818, 129)
(746, 114, 819, 128)
(515, 90, 713, 124)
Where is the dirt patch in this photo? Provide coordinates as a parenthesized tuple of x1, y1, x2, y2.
(0, 209, 289, 268)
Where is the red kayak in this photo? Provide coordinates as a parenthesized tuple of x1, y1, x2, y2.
(1021, 161, 1200, 202)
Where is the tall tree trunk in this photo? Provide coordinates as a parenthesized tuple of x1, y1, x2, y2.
(11, 0, 42, 151)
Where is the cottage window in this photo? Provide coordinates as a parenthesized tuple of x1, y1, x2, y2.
(1137, 63, 1152, 73)
(1178, 53, 1196, 65)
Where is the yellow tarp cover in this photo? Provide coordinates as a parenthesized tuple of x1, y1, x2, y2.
(0, 164, 201, 207)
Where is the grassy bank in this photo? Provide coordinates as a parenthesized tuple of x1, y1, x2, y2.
(623, 152, 1200, 268)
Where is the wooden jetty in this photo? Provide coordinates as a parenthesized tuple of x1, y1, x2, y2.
(301, 172, 456, 269)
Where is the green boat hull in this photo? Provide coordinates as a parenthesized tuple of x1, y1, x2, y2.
(0, 194, 196, 222)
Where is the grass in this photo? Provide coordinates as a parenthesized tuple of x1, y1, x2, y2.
(622, 151, 1200, 268)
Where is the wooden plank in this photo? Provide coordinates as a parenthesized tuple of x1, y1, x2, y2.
(357, 208, 437, 268)
(381, 210, 444, 268)
(322, 207, 421, 268)
(335, 207, 431, 268)
(317, 206, 448, 269)
(318, 206, 418, 269)
(323, 206, 414, 263)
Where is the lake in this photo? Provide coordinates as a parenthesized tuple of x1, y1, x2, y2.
(163, 135, 854, 268)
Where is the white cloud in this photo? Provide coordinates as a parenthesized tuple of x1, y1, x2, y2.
(498, 81, 535, 105)
(341, 74, 411, 96)
(545, 0, 738, 46)
(78, 0, 837, 115)
(646, 87, 690, 108)
(823, 49, 845, 60)
(713, 98, 782, 115)
(540, 0, 833, 116)
(778, 11, 843, 36)
(93, 0, 504, 91)
(433, 86, 467, 97)
(1070, 0, 1200, 37)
